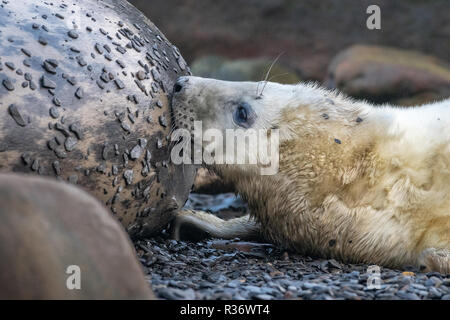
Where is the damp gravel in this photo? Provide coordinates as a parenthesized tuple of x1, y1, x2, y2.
(136, 237, 449, 300)
(136, 193, 450, 300)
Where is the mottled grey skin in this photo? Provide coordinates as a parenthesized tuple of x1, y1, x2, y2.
(0, 0, 195, 237)
(0, 173, 154, 299)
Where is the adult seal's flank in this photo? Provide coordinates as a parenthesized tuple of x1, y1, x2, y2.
(0, 0, 196, 237)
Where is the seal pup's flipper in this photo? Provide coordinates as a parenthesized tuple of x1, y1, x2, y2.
(418, 248, 450, 274)
(172, 210, 262, 241)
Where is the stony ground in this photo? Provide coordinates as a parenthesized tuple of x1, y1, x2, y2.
(135, 193, 450, 300)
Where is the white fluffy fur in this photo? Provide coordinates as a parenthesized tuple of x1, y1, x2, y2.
(172, 77, 450, 273)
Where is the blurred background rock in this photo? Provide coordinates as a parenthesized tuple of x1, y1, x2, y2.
(130, 0, 450, 194)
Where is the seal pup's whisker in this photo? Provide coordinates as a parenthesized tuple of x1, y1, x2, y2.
(257, 52, 285, 98)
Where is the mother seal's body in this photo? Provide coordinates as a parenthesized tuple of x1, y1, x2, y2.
(0, 0, 195, 237)
(172, 76, 450, 274)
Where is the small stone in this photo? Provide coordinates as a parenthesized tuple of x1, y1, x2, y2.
(76, 56, 87, 67)
(68, 30, 79, 39)
(47, 138, 58, 151)
(114, 79, 125, 89)
(116, 46, 126, 54)
(254, 294, 273, 300)
(156, 138, 163, 149)
(21, 152, 32, 165)
(69, 124, 83, 140)
(175, 58, 186, 71)
(151, 68, 160, 82)
(52, 97, 61, 106)
(159, 115, 167, 127)
(49, 107, 59, 118)
(52, 161, 61, 175)
(29, 80, 37, 90)
(54, 148, 67, 159)
(2, 79, 14, 91)
(334, 138, 342, 144)
(138, 138, 147, 148)
(67, 77, 77, 86)
(94, 43, 104, 54)
(8, 104, 27, 126)
(97, 163, 107, 174)
(41, 76, 56, 89)
(402, 271, 415, 277)
(42, 61, 57, 74)
(121, 122, 130, 132)
(136, 70, 146, 80)
(130, 144, 142, 160)
(31, 159, 39, 171)
(54, 123, 71, 137)
(5, 62, 15, 70)
(46, 59, 58, 68)
(123, 170, 134, 185)
(64, 137, 78, 151)
(38, 36, 48, 45)
(116, 59, 125, 68)
(75, 87, 84, 99)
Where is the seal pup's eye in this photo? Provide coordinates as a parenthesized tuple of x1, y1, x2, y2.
(237, 106, 248, 122)
(233, 102, 255, 128)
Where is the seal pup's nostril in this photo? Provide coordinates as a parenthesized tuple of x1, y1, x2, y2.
(174, 83, 183, 93)
(173, 77, 189, 93)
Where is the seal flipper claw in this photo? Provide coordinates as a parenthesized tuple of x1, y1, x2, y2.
(418, 248, 450, 274)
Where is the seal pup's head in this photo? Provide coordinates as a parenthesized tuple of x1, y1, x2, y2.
(171, 76, 297, 134)
(170, 76, 300, 175)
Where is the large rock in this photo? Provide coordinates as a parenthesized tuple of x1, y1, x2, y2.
(0, 0, 196, 237)
(191, 55, 301, 83)
(0, 173, 154, 299)
(324, 45, 450, 106)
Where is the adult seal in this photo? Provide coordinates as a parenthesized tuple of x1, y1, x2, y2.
(172, 76, 450, 274)
(0, 0, 195, 237)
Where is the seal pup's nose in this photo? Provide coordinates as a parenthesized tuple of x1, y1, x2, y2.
(173, 76, 189, 93)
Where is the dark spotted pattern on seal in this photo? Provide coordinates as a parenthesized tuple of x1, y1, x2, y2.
(0, 0, 196, 237)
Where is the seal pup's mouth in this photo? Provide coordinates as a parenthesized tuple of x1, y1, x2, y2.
(170, 76, 196, 132)
(169, 77, 198, 166)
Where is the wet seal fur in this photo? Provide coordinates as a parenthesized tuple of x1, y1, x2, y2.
(172, 76, 450, 274)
